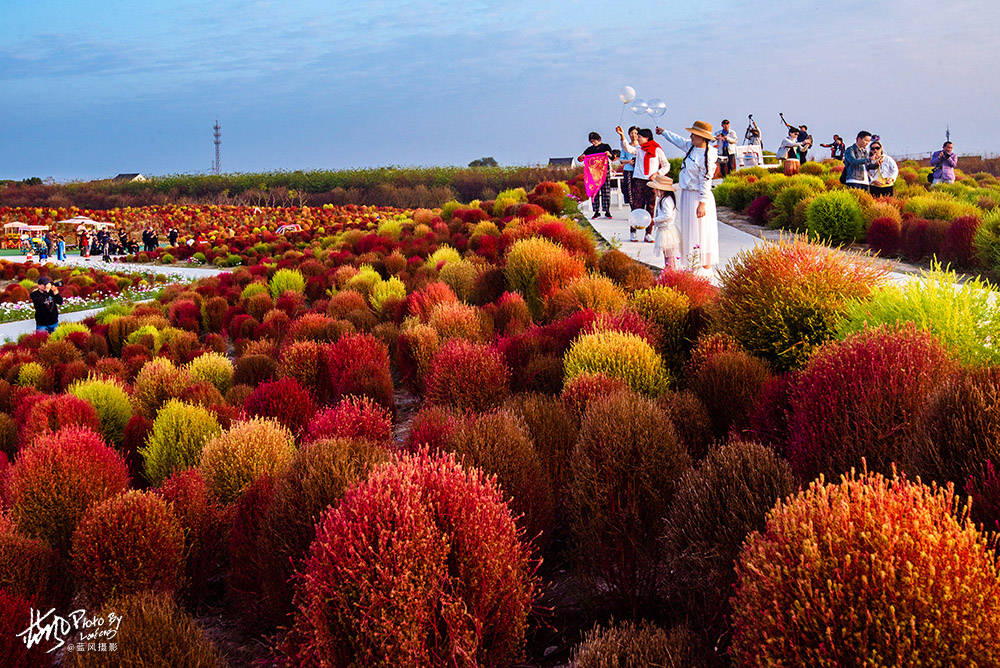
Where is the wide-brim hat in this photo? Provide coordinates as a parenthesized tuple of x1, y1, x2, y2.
(647, 174, 676, 191)
(686, 120, 714, 140)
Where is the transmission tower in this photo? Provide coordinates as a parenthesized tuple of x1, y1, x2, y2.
(213, 120, 222, 175)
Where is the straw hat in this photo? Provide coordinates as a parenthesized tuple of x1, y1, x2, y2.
(686, 120, 714, 140)
(646, 174, 676, 191)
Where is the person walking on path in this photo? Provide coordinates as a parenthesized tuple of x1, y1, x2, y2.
(56, 235, 65, 261)
(578, 132, 614, 219)
(715, 119, 738, 177)
(619, 126, 671, 241)
(648, 174, 680, 268)
(868, 141, 899, 197)
(30, 277, 63, 334)
(656, 120, 720, 272)
(930, 141, 958, 184)
(820, 135, 846, 160)
(843, 131, 877, 191)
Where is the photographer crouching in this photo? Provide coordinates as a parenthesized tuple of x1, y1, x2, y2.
(30, 277, 63, 334)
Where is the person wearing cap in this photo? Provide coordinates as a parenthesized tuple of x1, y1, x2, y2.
(820, 135, 846, 160)
(647, 175, 680, 268)
(655, 121, 720, 272)
(30, 277, 63, 334)
(715, 120, 738, 177)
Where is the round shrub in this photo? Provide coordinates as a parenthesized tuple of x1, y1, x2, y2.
(404, 404, 463, 453)
(133, 357, 191, 417)
(655, 267, 718, 309)
(427, 301, 486, 342)
(716, 239, 886, 371)
(269, 268, 305, 298)
(547, 274, 627, 318)
(243, 377, 317, 437)
(154, 468, 227, 605)
(787, 324, 957, 481)
(323, 333, 394, 408)
(305, 395, 392, 445)
(569, 392, 690, 615)
(3, 427, 129, 554)
(560, 372, 629, 423)
(15, 361, 45, 389)
(866, 215, 902, 256)
(141, 400, 222, 486)
(503, 392, 579, 498)
(277, 339, 325, 396)
(628, 286, 690, 368)
(68, 377, 132, 446)
(0, 512, 61, 605)
(447, 409, 556, 546)
(280, 450, 537, 666)
(662, 441, 796, 646)
(573, 622, 705, 668)
(233, 352, 277, 387)
(0, 589, 52, 668)
(504, 236, 586, 318)
(67, 592, 225, 668)
(805, 190, 865, 243)
(689, 350, 771, 440)
(974, 207, 1000, 275)
(424, 339, 510, 412)
(251, 438, 389, 628)
(942, 214, 981, 267)
(0, 413, 15, 458)
(564, 330, 669, 397)
(70, 491, 184, 607)
(200, 418, 296, 505)
(657, 390, 714, 461)
(185, 351, 234, 395)
(598, 248, 654, 292)
(730, 470, 1000, 666)
(21, 394, 101, 449)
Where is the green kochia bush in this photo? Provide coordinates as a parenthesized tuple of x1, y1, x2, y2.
(269, 268, 306, 298)
(141, 400, 222, 486)
(564, 330, 669, 397)
(68, 377, 133, 445)
(805, 190, 865, 243)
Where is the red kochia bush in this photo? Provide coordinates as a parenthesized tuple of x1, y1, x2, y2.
(786, 324, 958, 481)
(404, 405, 464, 453)
(0, 513, 62, 606)
(560, 372, 628, 422)
(0, 589, 51, 668)
(21, 394, 101, 449)
(655, 268, 718, 309)
(305, 395, 392, 445)
(243, 377, 317, 436)
(424, 340, 510, 412)
(2, 426, 129, 554)
(323, 333, 394, 409)
(689, 350, 772, 441)
(730, 470, 1000, 666)
(70, 490, 185, 607)
(280, 451, 537, 667)
(745, 194, 773, 225)
(941, 215, 981, 267)
(866, 216, 902, 256)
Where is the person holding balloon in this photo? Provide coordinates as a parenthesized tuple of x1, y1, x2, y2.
(616, 125, 670, 242)
(655, 121, 720, 273)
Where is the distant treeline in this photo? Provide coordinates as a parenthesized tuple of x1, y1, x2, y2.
(0, 166, 580, 209)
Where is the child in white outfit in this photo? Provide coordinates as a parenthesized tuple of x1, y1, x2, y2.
(648, 175, 680, 269)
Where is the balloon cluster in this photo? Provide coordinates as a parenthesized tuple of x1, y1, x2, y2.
(619, 87, 666, 120)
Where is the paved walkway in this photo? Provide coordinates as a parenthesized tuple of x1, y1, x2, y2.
(0, 303, 151, 342)
(583, 193, 912, 284)
(5, 254, 226, 280)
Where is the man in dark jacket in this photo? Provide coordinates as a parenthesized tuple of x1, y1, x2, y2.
(30, 277, 63, 333)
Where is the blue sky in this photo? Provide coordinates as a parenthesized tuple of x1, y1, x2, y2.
(3, 0, 999, 181)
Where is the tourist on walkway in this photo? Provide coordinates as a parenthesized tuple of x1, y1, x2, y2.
(618, 126, 670, 241)
(81, 231, 90, 258)
(715, 119, 738, 177)
(656, 121, 719, 272)
(843, 131, 877, 191)
(820, 135, 846, 160)
(619, 126, 638, 207)
(930, 141, 958, 184)
(56, 235, 65, 261)
(648, 174, 680, 269)
(578, 132, 614, 219)
(30, 277, 62, 334)
(868, 141, 899, 197)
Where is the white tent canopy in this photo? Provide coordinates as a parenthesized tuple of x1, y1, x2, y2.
(55, 216, 114, 228)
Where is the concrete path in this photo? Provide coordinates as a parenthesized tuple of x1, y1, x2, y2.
(582, 192, 912, 284)
(4, 253, 226, 280)
(0, 303, 151, 342)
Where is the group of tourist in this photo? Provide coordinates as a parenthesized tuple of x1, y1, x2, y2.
(580, 114, 961, 269)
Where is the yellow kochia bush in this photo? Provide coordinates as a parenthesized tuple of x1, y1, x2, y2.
(186, 352, 234, 395)
(563, 331, 669, 396)
(200, 418, 297, 504)
(504, 237, 585, 318)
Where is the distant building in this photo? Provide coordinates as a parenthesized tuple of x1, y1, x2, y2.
(112, 173, 147, 182)
(548, 158, 574, 167)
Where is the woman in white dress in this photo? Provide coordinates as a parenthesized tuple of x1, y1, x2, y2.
(647, 174, 680, 269)
(656, 120, 719, 271)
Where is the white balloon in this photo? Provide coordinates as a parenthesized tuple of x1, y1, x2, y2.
(618, 86, 636, 104)
(628, 208, 652, 229)
(647, 98, 667, 117)
(629, 99, 648, 115)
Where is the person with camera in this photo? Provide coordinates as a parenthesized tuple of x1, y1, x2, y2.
(867, 141, 898, 197)
(820, 135, 846, 160)
(843, 130, 877, 191)
(715, 119, 738, 177)
(930, 141, 958, 184)
(30, 277, 63, 334)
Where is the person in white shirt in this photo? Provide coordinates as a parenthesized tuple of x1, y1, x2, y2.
(647, 174, 680, 268)
(656, 121, 719, 272)
(617, 126, 670, 241)
(867, 141, 898, 197)
(776, 127, 804, 160)
(715, 119, 738, 177)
